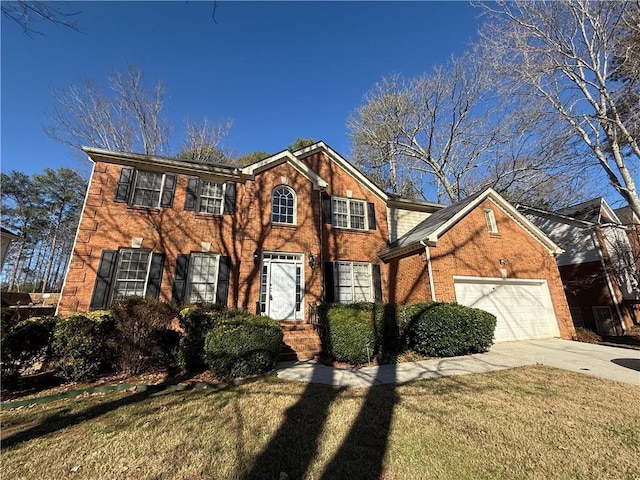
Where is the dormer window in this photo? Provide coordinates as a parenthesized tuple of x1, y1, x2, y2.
(272, 186, 296, 224)
(484, 208, 498, 234)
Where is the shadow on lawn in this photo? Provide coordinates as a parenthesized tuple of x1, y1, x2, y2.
(0, 370, 228, 451)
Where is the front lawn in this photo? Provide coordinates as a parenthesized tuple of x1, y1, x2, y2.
(2, 365, 639, 479)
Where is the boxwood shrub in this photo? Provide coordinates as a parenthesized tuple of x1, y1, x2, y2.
(204, 312, 283, 379)
(52, 310, 118, 382)
(321, 303, 378, 365)
(1, 315, 57, 383)
(404, 302, 496, 357)
(178, 303, 232, 371)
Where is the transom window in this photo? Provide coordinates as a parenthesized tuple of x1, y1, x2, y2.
(272, 186, 296, 224)
(199, 182, 225, 214)
(113, 250, 152, 299)
(188, 253, 219, 303)
(331, 197, 367, 230)
(334, 261, 372, 303)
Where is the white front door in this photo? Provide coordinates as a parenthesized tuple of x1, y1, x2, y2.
(261, 253, 304, 320)
(269, 262, 297, 320)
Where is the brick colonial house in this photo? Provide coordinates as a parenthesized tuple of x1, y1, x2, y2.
(57, 142, 574, 358)
(519, 199, 640, 335)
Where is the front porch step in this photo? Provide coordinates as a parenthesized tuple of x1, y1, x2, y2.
(280, 322, 322, 361)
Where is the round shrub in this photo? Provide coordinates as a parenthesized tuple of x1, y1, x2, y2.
(178, 303, 231, 371)
(1, 315, 57, 383)
(405, 302, 496, 357)
(52, 311, 117, 382)
(204, 313, 283, 379)
(323, 304, 376, 365)
(111, 297, 179, 374)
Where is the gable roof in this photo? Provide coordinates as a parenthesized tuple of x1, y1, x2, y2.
(379, 188, 562, 260)
(241, 149, 328, 190)
(292, 141, 389, 202)
(556, 197, 620, 224)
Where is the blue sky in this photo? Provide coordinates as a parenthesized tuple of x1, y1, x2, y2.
(1, 1, 482, 177)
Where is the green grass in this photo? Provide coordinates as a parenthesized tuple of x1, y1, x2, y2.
(2, 365, 639, 479)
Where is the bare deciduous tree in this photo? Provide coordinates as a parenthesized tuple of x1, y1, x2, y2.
(178, 118, 233, 163)
(348, 52, 581, 205)
(45, 64, 171, 156)
(479, 0, 640, 218)
(1, 1, 81, 36)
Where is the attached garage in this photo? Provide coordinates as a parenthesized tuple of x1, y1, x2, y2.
(454, 276, 561, 342)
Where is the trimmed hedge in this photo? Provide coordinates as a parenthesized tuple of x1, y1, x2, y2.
(404, 302, 496, 357)
(178, 303, 232, 371)
(52, 311, 118, 382)
(1, 315, 57, 383)
(321, 303, 378, 365)
(204, 313, 283, 379)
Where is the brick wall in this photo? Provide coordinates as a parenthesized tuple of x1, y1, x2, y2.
(388, 198, 574, 339)
(58, 151, 392, 316)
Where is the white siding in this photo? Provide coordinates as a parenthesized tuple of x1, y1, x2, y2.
(387, 207, 432, 243)
(524, 214, 601, 266)
(602, 225, 639, 299)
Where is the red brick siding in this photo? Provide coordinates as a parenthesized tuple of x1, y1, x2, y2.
(389, 199, 574, 339)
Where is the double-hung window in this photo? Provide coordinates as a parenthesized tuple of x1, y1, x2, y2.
(334, 261, 372, 303)
(187, 253, 220, 303)
(113, 249, 152, 299)
(332, 197, 367, 230)
(198, 182, 225, 215)
(184, 177, 236, 215)
(90, 248, 165, 310)
(114, 167, 177, 208)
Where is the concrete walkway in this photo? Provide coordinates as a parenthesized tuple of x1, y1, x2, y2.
(276, 339, 640, 387)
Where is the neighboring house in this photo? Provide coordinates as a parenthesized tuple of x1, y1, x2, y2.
(0, 227, 22, 269)
(519, 199, 640, 336)
(57, 142, 575, 358)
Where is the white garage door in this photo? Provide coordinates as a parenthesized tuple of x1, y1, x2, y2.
(453, 276, 560, 342)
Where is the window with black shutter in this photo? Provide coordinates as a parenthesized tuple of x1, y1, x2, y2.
(113, 167, 176, 208)
(184, 178, 236, 215)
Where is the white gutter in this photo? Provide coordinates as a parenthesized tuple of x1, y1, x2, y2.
(421, 240, 436, 302)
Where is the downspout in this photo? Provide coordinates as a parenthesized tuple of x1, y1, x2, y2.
(591, 227, 625, 333)
(421, 240, 436, 302)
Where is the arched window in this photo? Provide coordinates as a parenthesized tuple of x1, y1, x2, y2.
(272, 186, 296, 224)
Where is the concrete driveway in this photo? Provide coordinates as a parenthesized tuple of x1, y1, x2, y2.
(276, 339, 640, 387)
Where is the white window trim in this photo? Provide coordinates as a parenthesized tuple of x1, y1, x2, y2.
(332, 197, 368, 230)
(187, 252, 220, 303)
(112, 249, 153, 302)
(334, 261, 373, 303)
(484, 208, 498, 234)
(132, 171, 170, 208)
(198, 181, 226, 215)
(271, 186, 297, 225)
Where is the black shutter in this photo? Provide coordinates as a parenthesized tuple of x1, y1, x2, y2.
(323, 262, 335, 302)
(114, 167, 134, 203)
(184, 177, 199, 211)
(171, 254, 190, 305)
(145, 253, 165, 299)
(223, 183, 236, 215)
(90, 250, 118, 310)
(160, 174, 176, 208)
(372, 264, 383, 302)
(216, 256, 231, 306)
(368, 202, 377, 230)
(323, 195, 332, 224)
